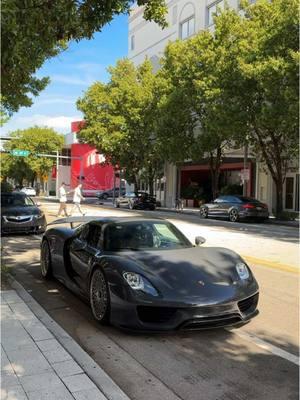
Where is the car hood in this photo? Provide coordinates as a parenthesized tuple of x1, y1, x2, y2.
(116, 247, 257, 303)
(1, 206, 40, 216)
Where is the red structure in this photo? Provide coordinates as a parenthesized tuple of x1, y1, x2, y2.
(70, 121, 114, 191)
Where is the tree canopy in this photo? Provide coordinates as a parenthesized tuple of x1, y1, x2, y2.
(77, 58, 165, 193)
(1, 127, 64, 186)
(1, 0, 168, 114)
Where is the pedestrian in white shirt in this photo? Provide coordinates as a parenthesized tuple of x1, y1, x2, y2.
(70, 183, 85, 215)
(56, 182, 69, 217)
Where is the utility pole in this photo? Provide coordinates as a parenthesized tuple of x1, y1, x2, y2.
(56, 150, 59, 198)
(243, 142, 248, 196)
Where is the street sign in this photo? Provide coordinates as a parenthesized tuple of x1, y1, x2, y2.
(11, 149, 30, 157)
(240, 169, 250, 181)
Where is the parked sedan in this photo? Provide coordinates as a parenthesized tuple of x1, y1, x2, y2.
(115, 191, 156, 210)
(20, 186, 36, 196)
(40, 216, 259, 331)
(1, 192, 46, 234)
(97, 188, 126, 200)
(200, 195, 269, 222)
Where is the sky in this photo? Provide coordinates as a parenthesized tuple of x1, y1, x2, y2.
(1, 14, 128, 136)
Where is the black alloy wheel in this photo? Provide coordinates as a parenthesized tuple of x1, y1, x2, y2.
(90, 268, 110, 324)
(200, 207, 208, 218)
(40, 240, 52, 279)
(229, 208, 239, 222)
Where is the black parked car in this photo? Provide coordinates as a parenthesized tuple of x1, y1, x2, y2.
(200, 195, 269, 222)
(41, 216, 259, 331)
(114, 191, 156, 210)
(1, 192, 46, 234)
(97, 188, 126, 200)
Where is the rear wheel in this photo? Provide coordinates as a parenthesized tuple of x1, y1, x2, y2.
(200, 207, 208, 218)
(90, 268, 110, 324)
(114, 201, 120, 208)
(103, 194, 108, 200)
(229, 209, 239, 222)
(40, 240, 52, 279)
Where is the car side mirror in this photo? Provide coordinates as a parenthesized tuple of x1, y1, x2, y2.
(195, 236, 206, 246)
(36, 202, 41, 207)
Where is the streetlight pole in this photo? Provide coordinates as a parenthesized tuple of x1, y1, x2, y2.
(243, 142, 248, 196)
(56, 150, 59, 199)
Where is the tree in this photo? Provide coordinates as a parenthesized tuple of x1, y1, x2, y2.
(77, 58, 165, 194)
(1, 0, 168, 114)
(159, 17, 247, 199)
(3, 127, 64, 189)
(214, 0, 299, 214)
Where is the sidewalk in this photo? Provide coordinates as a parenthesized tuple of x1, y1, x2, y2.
(1, 286, 130, 400)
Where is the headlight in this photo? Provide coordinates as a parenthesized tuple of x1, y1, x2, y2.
(33, 212, 44, 219)
(123, 272, 159, 296)
(235, 262, 250, 280)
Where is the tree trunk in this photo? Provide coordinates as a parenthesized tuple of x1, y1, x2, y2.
(209, 147, 222, 200)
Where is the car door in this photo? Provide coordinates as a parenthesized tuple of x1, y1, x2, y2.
(208, 197, 225, 216)
(69, 223, 103, 292)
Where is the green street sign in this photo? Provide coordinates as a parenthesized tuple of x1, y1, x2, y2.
(11, 149, 30, 157)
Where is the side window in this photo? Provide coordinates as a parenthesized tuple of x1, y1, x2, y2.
(78, 224, 89, 241)
(214, 197, 224, 203)
(86, 224, 102, 248)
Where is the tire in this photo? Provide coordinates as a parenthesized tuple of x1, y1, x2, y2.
(129, 201, 134, 210)
(40, 240, 52, 279)
(200, 207, 208, 218)
(90, 268, 110, 324)
(103, 194, 108, 200)
(229, 208, 239, 222)
(114, 201, 120, 208)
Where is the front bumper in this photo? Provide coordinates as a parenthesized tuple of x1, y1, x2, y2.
(109, 290, 259, 331)
(1, 215, 46, 234)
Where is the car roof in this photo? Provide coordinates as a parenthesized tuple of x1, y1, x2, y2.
(2, 192, 26, 196)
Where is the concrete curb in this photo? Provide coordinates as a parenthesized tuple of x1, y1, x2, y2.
(6, 273, 131, 400)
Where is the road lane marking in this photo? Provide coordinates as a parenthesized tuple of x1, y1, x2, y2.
(230, 329, 299, 366)
(242, 255, 298, 274)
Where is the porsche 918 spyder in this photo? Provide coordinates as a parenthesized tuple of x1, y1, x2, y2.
(40, 216, 259, 331)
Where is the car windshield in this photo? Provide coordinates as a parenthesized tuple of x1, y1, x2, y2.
(1, 194, 35, 207)
(104, 221, 192, 251)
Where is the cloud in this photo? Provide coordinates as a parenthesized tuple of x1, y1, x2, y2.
(51, 74, 90, 86)
(37, 97, 75, 105)
(2, 114, 82, 135)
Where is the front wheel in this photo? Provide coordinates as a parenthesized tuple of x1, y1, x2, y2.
(40, 240, 52, 279)
(229, 209, 239, 222)
(200, 207, 208, 218)
(90, 268, 110, 324)
(129, 201, 134, 210)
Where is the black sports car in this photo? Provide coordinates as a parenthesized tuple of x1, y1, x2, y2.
(1, 192, 46, 234)
(114, 191, 156, 210)
(41, 216, 259, 331)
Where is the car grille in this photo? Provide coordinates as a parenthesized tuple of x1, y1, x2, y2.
(6, 216, 31, 223)
(180, 314, 242, 330)
(2, 226, 36, 233)
(238, 293, 259, 314)
(137, 306, 177, 323)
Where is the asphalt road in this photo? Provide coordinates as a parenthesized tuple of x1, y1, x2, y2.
(1, 201, 299, 400)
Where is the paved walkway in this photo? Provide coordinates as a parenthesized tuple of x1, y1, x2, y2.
(1, 289, 128, 400)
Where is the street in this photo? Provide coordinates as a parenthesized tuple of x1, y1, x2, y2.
(1, 200, 299, 400)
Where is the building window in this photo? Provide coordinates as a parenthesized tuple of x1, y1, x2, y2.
(60, 148, 71, 166)
(130, 35, 135, 51)
(180, 16, 195, 40)
(207, 0, 224, 27)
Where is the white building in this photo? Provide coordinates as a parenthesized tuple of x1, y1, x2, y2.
(128, 0, 299, 213)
